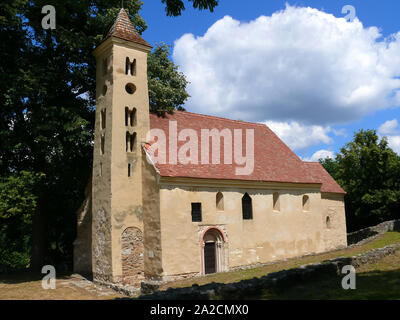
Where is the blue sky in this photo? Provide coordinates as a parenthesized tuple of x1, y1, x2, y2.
(140, 1, 400, 160)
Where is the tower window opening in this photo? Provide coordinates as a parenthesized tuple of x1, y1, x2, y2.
(125, 57, 136, 76)
(101, 108, 106, 129)
(128, 163, 131, 177)
(102, 57, 108, 76)
(130, 108, 136, 126)
(125, 83, 136, 94)
(100, 134, 105, 155)
(126, 132, 136, 152)
(125, 107, 136, 126)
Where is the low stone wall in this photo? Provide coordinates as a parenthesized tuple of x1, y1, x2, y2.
(137, 244, 400, 299)
(347, 219, 400, 245)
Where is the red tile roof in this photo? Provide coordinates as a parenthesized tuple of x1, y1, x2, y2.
(303, 162, 346, 194)
(146, 111, 345, 194)
(107, 9, 152, 48)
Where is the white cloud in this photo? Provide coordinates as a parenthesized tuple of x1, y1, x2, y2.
(303, 149, 335, 162)
(265, 120, 332, 150)
(378, 118, 400, 154)
(378, 118, 398, 135)
(173, 5, 400, 125)
(387, 136, 400, 154)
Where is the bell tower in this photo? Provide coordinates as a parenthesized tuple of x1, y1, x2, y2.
(91, 9, 152, 284)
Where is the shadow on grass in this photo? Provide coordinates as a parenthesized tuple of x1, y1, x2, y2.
(0, 271, 76, 284)
(244, 268, 400, 300)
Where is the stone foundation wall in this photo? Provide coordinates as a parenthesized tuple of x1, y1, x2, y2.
(347, 219, 400, 245)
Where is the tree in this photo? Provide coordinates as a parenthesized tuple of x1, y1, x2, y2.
(161, 0, 219, 16)
(148, 43, 189, 115)
(321, 130, 400, 231)
(0, 172, 44, 270)
(0, 0, 206, 271)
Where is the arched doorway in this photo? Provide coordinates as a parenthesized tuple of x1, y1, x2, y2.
(202, 228, 226, 275)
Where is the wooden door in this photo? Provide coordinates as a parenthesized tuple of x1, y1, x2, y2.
(204, 242, 216, 274)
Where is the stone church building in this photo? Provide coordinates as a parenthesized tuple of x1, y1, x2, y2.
(73, 9, 347, 287)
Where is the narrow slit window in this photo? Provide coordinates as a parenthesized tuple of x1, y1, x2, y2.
(101, 108, 106, 129)
(100, 134, 105, 155)
(126, 132, 130, 152)
(125, 107, 129, 126)
(191, 203, 202, 222)
(216, 192, 224, 211)
(326, 216, 331, 229)
(130, 108, 136, 126)
(302, 195, 310, 211)
(102, 58, 108, 76)
(242, 193, 253, 220)
(128, 163, 131, 177)
(273, 192, 280, 211)
(130, 132, 136, 152)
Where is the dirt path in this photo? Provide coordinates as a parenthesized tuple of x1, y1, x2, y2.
(0, 273, 123, 300)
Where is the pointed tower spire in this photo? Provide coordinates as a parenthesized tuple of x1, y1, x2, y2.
(107, 8, 151, 48)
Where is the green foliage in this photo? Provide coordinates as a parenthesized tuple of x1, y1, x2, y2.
(0, 0, 196, 271)
(320, 130, 400, 231)
(0, 171, 44, 270)
(148, 43, 190, 115)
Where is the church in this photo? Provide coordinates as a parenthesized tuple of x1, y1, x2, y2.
(73, 9, 347, 287)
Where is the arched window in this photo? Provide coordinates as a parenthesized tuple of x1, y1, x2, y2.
(302, 195, 310, 211)
(242, 193, 253, 220)
(216, 192, 224, 211)
(326, 216, 331, 229)
(273, 192, 280, 211)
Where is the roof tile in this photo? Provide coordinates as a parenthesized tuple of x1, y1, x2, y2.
(107, 8, 151, 48)
(148, 111, 344, 194)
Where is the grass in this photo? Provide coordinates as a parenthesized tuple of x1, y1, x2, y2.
(254, 250, 400, 300)
(158, 231, 400, 290)
(0, 232, 399, 300)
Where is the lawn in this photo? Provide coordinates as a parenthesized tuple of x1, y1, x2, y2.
(0, 231, 399, 300)
(158, 231, 400, 290)
(254, 250, 400, 300)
